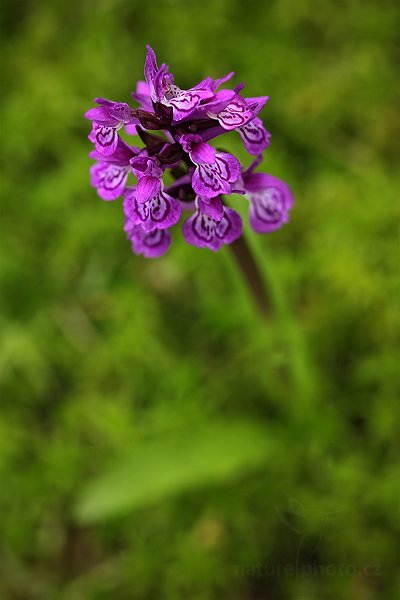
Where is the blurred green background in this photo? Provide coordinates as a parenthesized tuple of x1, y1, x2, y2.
(1, 0, 399, 598)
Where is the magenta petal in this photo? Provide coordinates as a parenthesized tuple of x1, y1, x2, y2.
(249, 191, 288, 233)
(89, 124, 118, 157)
(124, 190, 181, 232)
(125, 219, 171, 258)
(125, 123, 138, 135)
(191, 152, 241, 199)
(239, 117, 271, 156)
(215, 152, 241, 183)
(203, 89, 237, 113)
(179, 133, 202, 154)
(245, 95, 269, 115)
(192, 164, 231, 198)
(183, 206, 242, 251)
(215, 95, 254, 130)
(169, 89, 214, 122)
(136, 80, 150, 95)
(197, 196, 224, 221)
(85, 107, 117, 127)
(182, 211, 214, 247)
(130, 156, 163, 179)
(144, 45, 159, 98)
(215, 207, 243, 248)
(246, 175, 294, 233)
(90, 162, 128, 201)
(245, 174, 294, 210)
(154, 63, 173, 100)
(193, 71, 235, 92)
(132, 225, 172, 258)
(136, 176, 161, 204)
(131, 80, 154, 111)
(190, 141, 216, 165)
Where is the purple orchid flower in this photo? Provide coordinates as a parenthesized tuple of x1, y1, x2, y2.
(125, 218, 172, 258)
(183, 197, 242, 251)
(125, 156, 182, 231)
(86, 45, 293, 258)
(144, 45, 214, 123)
(89, 138, 140, 200)
(129, 155, 165, 203)
(207, 90, 254, 130)
(238, 117, 271, 156)
(180, 134, 241, 199)
(86, 98, 138, 156)
(241, 158, 294, 233)
(123, 186, 181, 233)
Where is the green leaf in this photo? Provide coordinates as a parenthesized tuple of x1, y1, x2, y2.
(74, 420, 278, 524)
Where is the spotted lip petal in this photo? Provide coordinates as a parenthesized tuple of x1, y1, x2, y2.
(181, 89, 236, 123)
(209, 94, 254, 131)
(244, 173, 294, 233)
(88, 124, 119, 156)
(183, 206, 242, 251)
(215, 152, 241, 183)
(168, 89, 214, 122)
(90, 162, 129, 201)
(239, 117, 271, 156)
(124, 189, 182, 232)
(125, 220, 172, 258)
(191, 152, 241, 199)
(89, 137, 139, 165)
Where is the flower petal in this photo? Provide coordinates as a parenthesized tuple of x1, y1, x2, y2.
(125, 123, 138, 135)
(210, 95, 254, 130)
(136, 176, 162, 204)
(182, 206, 242, 251)
(215, 152, 241, 183)
(89, 137, 139, 165)
(90, 162, 128, 201)
(132, 226, 172, 258)
(125, 220, 171, 258)
(130, 156, 163, 179)
(191, 164, 231, 198)
(88, 124, 118, 156)
(191, 152, 241, 198)
(124, 190, 181, 232)
(182, 211, 214, 247)
(247, 175, 294, 233)
(190, 141, 216, 165)
(85, 107, 118, 127)
(144, 45, 159, 99)
(193, 71, 235, 91)
(239, 117, 271, 156)
(245, 95, 269, 115)
(169, 90, 214, 122)
(197, 196, 224, 221)
(216, 207, 243, 244)
(245, 173, 294, 209)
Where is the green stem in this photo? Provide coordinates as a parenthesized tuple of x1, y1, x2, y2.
(229, 235, 271, 319)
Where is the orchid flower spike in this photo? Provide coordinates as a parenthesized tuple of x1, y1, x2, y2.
(86, 45, 294, 258)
